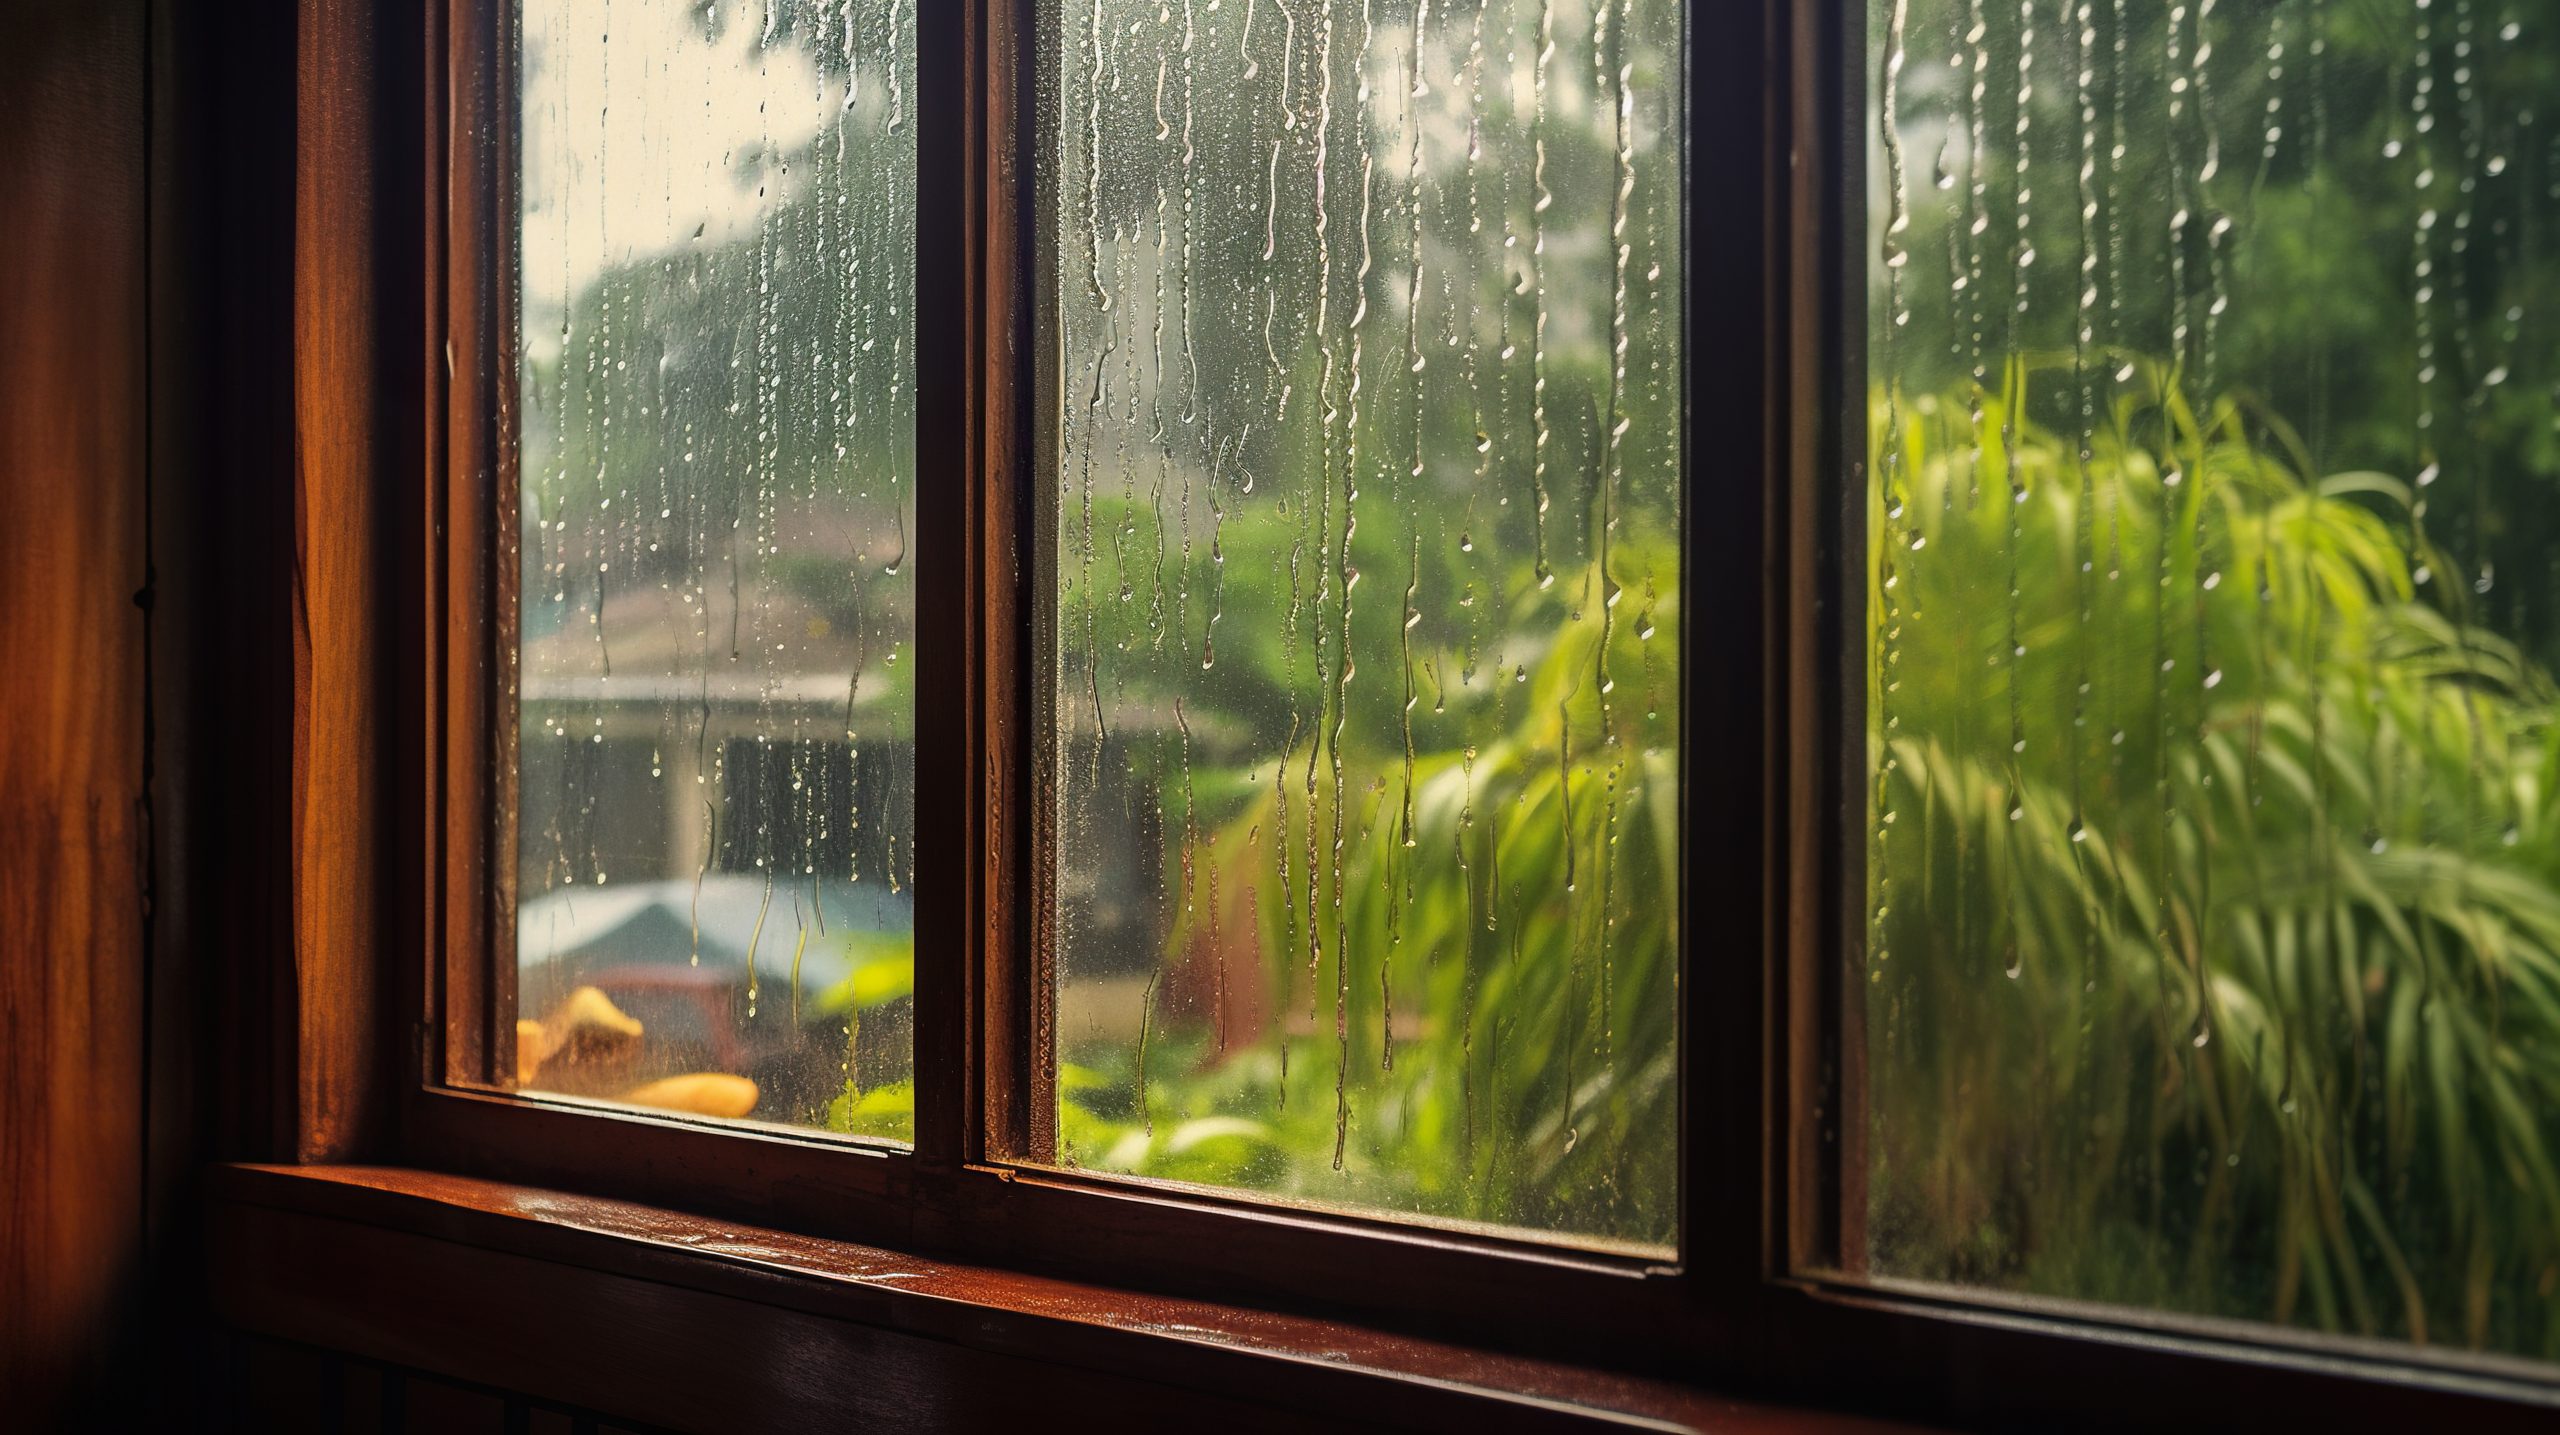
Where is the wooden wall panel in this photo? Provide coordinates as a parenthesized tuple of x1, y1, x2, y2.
(0, 5, 151, 1426)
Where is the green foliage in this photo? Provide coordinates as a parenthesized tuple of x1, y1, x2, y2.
(1884, 0, 2560, 664)
(816, 932, 915, 1013)
(1869, 359, 2560, 1357)
(821, 934, 916, 1143)
(1058, 557, 1681, 1244)
(825, 1080, 915, 1143)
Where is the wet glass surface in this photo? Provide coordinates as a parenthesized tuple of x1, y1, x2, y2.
(514, 0, 917, 1139)
(1045, 0, 1685, 1248)
(1863, 0, 2560, 1360)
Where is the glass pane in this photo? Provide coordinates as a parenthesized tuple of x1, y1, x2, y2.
(1045, 0, 1683, 1247)
(1863, 0, 2560, 1358)
(514, 0, 915, 1139)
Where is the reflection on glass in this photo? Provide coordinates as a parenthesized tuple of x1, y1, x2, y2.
(1047, 0, 1683, 1247)
(515, 1, 915, 1138)
(1863, 0, 2560, 1358)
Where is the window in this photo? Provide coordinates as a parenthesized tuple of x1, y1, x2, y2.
(1039, 0, 1683, 1246)
(1860, 0, 2560, 1366)
(382, 0, 2560, 1420)
(511, 0, 917, 1136)
(493, 0, 1687, 1248)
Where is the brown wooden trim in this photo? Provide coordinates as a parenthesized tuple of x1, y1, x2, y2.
(1746, 1277, 2560, 1431)
(422, 0, 456, 1095)
(403, 1087, 917, 1236)
(209, 1164, 1815, 1435)
(399, 1084, 1689, 1372)
(971, 0, 1049, 1171)
(295, 0, 425, 1162)
(294, 0, 384, 1160)
(435, 0, 518, 1097)
(910, 0, 977, 1179)
(976, 0, 1041, 1175)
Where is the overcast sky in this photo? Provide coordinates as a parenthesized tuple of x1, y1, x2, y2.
(520, 2, 847, 354)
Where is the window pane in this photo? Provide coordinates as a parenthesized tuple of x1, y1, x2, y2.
(514, 1, 915, 1138)
(1045, 0, 1683, 1247)
(1863, 0, 2560, 1357)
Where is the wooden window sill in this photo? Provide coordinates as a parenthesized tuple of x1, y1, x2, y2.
(207, 1164, 1908, 1432)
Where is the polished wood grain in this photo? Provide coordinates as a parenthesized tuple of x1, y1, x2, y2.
(216, 1163, 1900, 1435)
(293, 0, 387, 1163)
(0, 6, 151, 1425)
(292, 0, 425, 1163)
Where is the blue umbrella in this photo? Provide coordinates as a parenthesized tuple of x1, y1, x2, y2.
(516, 875, 910, 996)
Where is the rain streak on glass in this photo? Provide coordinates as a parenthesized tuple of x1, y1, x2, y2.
(1046, 0, 1683, 1247)
(1863, 0, 2560, 1360)
(514, 1, 917, 1139)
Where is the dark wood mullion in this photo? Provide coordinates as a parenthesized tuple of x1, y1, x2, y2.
(975, 0, 1042, 1169)
(1681, 0, 1872, 1323)
(421, 0, 450, 1097)
(1787, 0, 1866, 1282)
(1680, 0, 1781, 1313)
(912, 0, 982, 1174)
(435, 0, 517, 1098)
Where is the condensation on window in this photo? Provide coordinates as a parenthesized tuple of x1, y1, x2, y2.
(1046, 0, 1684, 1249)
(1863, 0, 2560, 1359)
(514, 0, 916, 1139)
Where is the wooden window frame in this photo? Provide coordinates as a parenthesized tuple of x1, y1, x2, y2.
(414, 0, 1700, 1357)
(249, 0, 2560, 1425)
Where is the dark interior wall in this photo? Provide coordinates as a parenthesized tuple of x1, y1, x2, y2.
(229, 1336, 672, 1435)
(0, 6, 152, 1425)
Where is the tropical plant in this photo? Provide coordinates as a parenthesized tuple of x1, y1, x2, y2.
(1058, 548, 1682, 1245)
(1868, 355, 2560, 1358)
(821, 932, 917, 1142)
